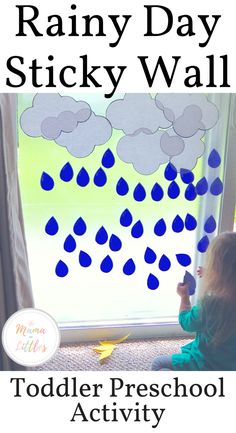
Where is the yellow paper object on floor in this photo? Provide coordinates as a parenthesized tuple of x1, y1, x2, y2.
(98, 347, 115, 361)
(93, 334, 130, 362)
(99, 334, 130, 346)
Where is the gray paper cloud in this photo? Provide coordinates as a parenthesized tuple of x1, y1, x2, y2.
(20, 94, 112, 157)
(106, 93, 171, 134)
(55, 113, 112, 157)
(160, 132, 185, 157)
(117, 128, 205, 174)
(155, 94, 219, 138)
(117, 130, 169, 175)
(170, 129, 205, 171)
(20, 93, 218, 172)
(111, 93, 214, 174)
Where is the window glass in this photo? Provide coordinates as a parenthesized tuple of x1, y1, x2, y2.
(18, 93, 230, 324)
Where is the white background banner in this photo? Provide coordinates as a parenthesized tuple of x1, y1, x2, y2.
(0, 0, 235, 95)
(0, 371, 234, 432)
(1, 2, 235, 431)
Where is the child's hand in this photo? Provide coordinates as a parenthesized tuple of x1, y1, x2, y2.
(176, 282, 189, 297)
(197, 266, 204, 278)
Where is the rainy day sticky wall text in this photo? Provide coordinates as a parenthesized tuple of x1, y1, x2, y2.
(5, 4, 230, 96)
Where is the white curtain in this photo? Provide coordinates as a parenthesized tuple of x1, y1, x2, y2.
(0, 94, 34, 370)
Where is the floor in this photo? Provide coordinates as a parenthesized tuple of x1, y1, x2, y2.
(34, 337, 192, 371)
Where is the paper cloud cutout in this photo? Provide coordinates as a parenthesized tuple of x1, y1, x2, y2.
(155, 93, 219, 138)
(170, 129, 205, 171)
(20, 93, 219, 173)
(106, 93, 171, 134)
(41, 109, 91, 140)
(117, 130, 169, 175)
(55, 113, 112, 157)
(160, 132, 185, 157)
(173, 105, 204, 138)
(20, 94, 112, 158)
(117, 127, 204, 175)
(106, 93, 218, 175)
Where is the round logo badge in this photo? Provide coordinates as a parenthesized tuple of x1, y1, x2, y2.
(1, 308, 60, 367)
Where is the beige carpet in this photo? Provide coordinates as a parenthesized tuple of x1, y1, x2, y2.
(35, 337, 192, 371)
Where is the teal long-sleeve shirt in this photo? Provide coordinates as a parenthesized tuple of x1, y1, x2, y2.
(172, 304, 236, 371)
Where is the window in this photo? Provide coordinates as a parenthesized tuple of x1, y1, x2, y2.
(18, 93, 235, 338)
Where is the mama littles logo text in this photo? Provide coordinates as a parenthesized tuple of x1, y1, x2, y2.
(2, 309, 60, 366)
(15, 321, 48, 353)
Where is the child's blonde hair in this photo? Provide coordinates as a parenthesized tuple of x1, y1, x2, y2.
(199, 231, 236, 345)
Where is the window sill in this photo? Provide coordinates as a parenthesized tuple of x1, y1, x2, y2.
(59, 318, 191, 344)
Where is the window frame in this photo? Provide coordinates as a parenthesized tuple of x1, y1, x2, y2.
(219, 95, 236, 233)
(16, 93, 236, 343)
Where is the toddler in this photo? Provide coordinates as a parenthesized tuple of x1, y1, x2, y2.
(152, 232, 236, 370)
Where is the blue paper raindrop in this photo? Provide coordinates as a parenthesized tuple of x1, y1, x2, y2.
(55, 260, 68, 277)
(151, 183, 164, 201)
(133, 183, 146, 202)
(196, 177, 208, 196)
(208, 149, 221, 168)
(79, 250, 92, 267)
(172, 215, 184, 233)
(64, 234, 76, 253)
(159, 255, 171, 271)
(210, 178, 223, 196)
(73, 217, 87, 236)
(185, 214, 197, 231)
(164, 163, 177, 181)
(120, 209, 133, 227)
(185, 184, 197, 201)
(76, 167, 90, 187)
(176, 254, 192, 267)
(197, 235, 210, 253)
(109, 234, 122, 252)
(40, 172, 54, 191)
(102, 149, 115, 168)
(123, 259, 136, 276)
(45, 217, 59, 235)
(147, 273, 159, 290)
(180, 169, 194, 184)
(116, 177, 129, 196)
(144, 247, 157, 264)
(184, 271, 196, 296)
(100, 255, 113, 273)
(131, 220, 144, 238)
(94, 168, 107, 187)
(154, 219, 166, 236)
(168, 181, 180, 199)
(60, 162, 73, 182)
(204, 216, 217, 234)
(95, 226, 108, 245)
